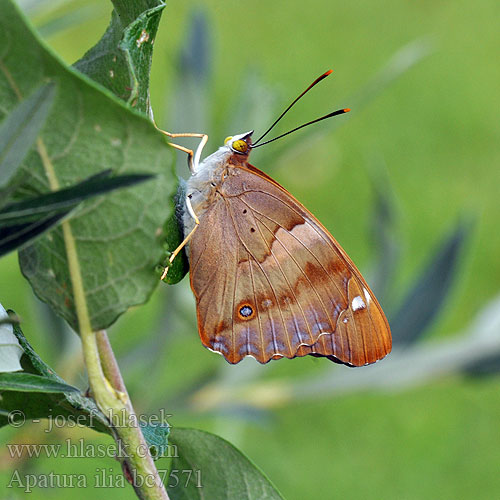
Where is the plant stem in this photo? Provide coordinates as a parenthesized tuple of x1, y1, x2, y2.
(96, 330, 128, 394)
(95, 331, 169, 499)
(37, 138, 170, 500)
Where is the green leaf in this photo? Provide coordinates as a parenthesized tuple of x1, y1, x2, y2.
(0, 0, 175, 331)
(74, 0, 165, 113)
(366, 162, 400, 303)
(0, 372, 79, 393)
(2, 312, 173, 447)
(0, 172, 154, 257)
(38, 5, 100, 39)
(0, 312, 111, 434)
(167, 428, 285, 499)
(0, 210, 71, 257)
(390, 219, 472, 346)
(0, 82, 56, 192)
(0, 170, 156, 268)
(141, 421, 171, 459)
(0, 170, 153, 222)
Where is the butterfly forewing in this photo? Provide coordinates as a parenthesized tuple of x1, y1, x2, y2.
(189, 163, 391, 365)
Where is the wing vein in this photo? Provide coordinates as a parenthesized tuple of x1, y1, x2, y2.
(251, 213, 304, 355)
(230, 216, 238, 359)
(238, 196, 343, 331)
(255, 212, 337, 340)
(254, 218, 317, 346)
(226, 201, 290, 358)
(247, 248, 265, 359)
(242, 197, 347, 302)
(237, 189, 348, 260)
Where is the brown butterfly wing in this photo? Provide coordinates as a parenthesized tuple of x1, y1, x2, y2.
(188, 164, 391, 365)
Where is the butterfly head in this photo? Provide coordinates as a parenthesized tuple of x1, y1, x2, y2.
(224, 131, 253, 157)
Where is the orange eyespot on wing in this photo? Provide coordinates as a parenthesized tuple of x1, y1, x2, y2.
(237, 304, 255, 320)
(188, 164, 391, 365)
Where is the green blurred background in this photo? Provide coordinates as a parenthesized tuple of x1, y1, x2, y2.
(1, 0, 499, 498)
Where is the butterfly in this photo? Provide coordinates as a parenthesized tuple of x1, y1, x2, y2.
(161, 70, 391, 366)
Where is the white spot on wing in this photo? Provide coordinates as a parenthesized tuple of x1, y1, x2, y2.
(363, 287, 371, 305)
(352, 296, 366, 311)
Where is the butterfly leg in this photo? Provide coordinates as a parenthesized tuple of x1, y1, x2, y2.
(161, 193, 200, 280)
(154, 126, 208, 174)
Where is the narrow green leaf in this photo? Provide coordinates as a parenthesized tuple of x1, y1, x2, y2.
(0, 171, 154, 256)
(168, 428, 285, 500)
(0, 171, 154, 222)
(0, 82, 56, 190)
(390, 219, 472, 346)
(0, 171, 152, 256)
(366, 161, 400, 303)
(465, 354, 500, 376)
(0, 0, 175, 331)
(0, 311, 111, 434)
(8, 313, 56, 378)
(167, 10, 211, 142)
(178, 11, 211, 83)
(0, 372, 79, 393)
(38, 5, 99, 38)
(0, 210, 70, 257)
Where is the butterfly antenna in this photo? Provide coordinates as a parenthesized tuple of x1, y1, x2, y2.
(252, 69, 334, 146)
(252, 108, 350, 148)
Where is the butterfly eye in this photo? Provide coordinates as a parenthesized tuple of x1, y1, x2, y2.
(224, 136, 233, 145)
(232, 139, 248, 153)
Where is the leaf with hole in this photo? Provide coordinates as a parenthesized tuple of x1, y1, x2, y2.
(74, 0, 165, 113)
